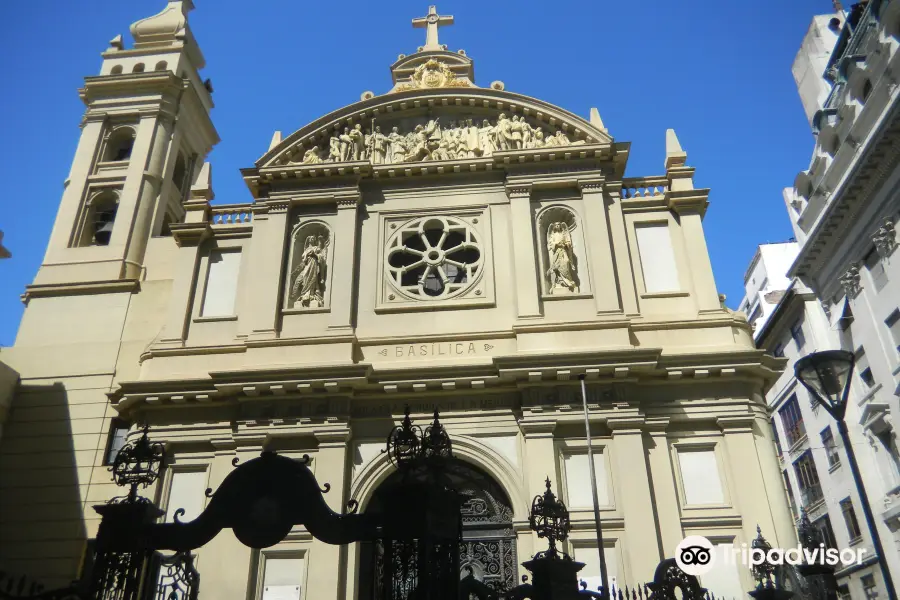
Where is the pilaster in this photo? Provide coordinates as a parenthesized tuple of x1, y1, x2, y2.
(328, 191, 361, 331)
(717, 416, 784, 548)
(670, 192, 719, 312)
(244, 202, 291, 340)
(608, 417, 662, 583)
(306, 427, 351, 600)
(506, 184, 541, 319)
(519, 418, 558, 551)
(604, 187, 639, 316)
(578, 179, 621, 314)
(158, 199, 211, 345)
(643, 418, 683, 556)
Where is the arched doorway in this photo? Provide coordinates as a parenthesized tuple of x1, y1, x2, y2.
(358, 459, 518, 598)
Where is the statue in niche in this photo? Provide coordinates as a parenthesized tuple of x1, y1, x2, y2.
(546, 222, 579, 294)
(290, 233, 329, 308)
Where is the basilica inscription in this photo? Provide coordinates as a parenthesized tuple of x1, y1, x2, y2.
(376, 341, 495, 358)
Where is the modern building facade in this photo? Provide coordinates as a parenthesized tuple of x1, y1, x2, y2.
(751, 0, 900, 596)
(741, 242, 896, 599)
(793, 11, 844, 128)
(0, 3, 795, 600)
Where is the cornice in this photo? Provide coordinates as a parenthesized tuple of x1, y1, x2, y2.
(169, 222, 211, 247)
(667, 188, 710, 217)
(80, 72, 184, 105)
(22, 279, 140, 302)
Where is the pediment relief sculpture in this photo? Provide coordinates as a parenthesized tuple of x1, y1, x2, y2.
(394, 59, 472, 92)
(294, 113, 585, 167)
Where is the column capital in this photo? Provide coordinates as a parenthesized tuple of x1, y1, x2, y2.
(577, 178, 605, 193)
(607, 416, 645, 435)
(518, 418, 556, 438)
(505, 183, 533, 199)
(644, 417, 670, 436)
(315, 426, 352, 447)
(335, 188, 361, 208)
(717, 415, 755, 433)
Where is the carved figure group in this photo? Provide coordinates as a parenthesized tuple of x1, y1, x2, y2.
(299, 114, 581, 166)
(290, 234, 329, 308)
(546, 222, 579, 294)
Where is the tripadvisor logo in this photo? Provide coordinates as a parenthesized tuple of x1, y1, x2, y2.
(675, 535, 868, 576)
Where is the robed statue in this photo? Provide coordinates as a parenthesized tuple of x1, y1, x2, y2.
(546, 222, 579, 293)
(290, 234, 329, 308)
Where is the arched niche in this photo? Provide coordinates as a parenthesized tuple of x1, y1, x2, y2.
(75, 189, 119, 247)
(103, 126, 136, 162)
(536, 205, 589, 296)
(356, 458, 519, 598)
(285, 220, 333, 310)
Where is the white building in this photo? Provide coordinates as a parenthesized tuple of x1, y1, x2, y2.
(754, 1, 900, 597)
(741, 242, 894, 599)
(793, 12, 844, 128)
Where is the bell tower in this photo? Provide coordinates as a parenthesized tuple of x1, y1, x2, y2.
(30, 0, 218, 291)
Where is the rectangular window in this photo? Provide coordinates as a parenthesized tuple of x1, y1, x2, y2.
(793, 451, 823, 507)
(821, 427, 840, 468)
(573, 545, 617, 592)
(699, 544, 745, 600)
(837, 585, 851, 600)
(812, 515, 838, 550)
(635, 223, 680, 293)
(790, 319, 806, 350)
(840, 497, 862, 540)
(864, 247, 888, 293)
(862, 574, 879, 599)
(164, 470, 208, 523)
(201, 250, 241, 317)
(876, 431, 900, 485)
(563, 452, 610, 508)
(855, 348, 876, 388)
(779, 395, 807, 447)
(886, 310, 900, 356)
(104, 419, 130, 466)
(261, 555, 306, 600)
(678, 449, 725, 505)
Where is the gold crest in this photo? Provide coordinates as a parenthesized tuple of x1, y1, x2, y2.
(394, 59, 471, 92)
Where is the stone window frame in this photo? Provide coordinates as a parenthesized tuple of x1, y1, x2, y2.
(534, 203, 593, 300)
(71, 186, 122, 248)
(191, 238, 247, 323)
(251, 546, 311, 600)
(375, 206, 495, 313)
(99, 123, 138, 165)
(155, 456, 212, 522)
(624, 213, 691, 300)
(556, 437, 616, 511)
(671, 440, 733, 511)
(283, 218, 335, 314)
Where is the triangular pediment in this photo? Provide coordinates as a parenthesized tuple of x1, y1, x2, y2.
(257, 88, 613, 169)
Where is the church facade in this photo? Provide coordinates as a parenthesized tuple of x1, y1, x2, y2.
(0, 2, 794, 599)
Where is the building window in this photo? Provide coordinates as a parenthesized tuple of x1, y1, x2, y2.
(779, 394, 807, 447)
(77, 190, 119, 247)
(885, 310, 900, 356)
(864, 247, 888, 292)
(258, 554, 306, 600)
(563, 452, 610, 508)
(837, 585, 851, 600)
(634, 223, 681, 293)
(201, 250, 242, 317)
(855, 348, 876, 388)
(773, 342, 785, 358)
(678, 449, 725, 505)
(793, 451, 823, 507)
(790, 318, 806, 350)
(104, 128, 135, 162)
(164, 470, 208, 523)
(812, 515, 838, 550)
(821, 427, 840, 468)
(840, 497, 862, 541)
(861, 574, 879, 599)
(875, 431, 900, 485)
(104, 419, 130, 466)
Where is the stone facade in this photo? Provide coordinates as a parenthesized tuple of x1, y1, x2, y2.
(0, 3, 794, 599)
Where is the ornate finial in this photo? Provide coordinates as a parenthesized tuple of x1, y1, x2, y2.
(529, 477, 571, 558)
(412, 5, 454, 52)
(751, 525, 776, 588)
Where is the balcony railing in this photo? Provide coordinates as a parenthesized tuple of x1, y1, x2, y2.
(801, 483, 825, 507)
(784, 423, 808, 449)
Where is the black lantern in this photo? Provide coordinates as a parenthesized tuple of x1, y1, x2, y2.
(110, 423, 165, 501)
(385, 406, 453, 470)
(794, 350, 855, 420)
(529, 478, 571, 558)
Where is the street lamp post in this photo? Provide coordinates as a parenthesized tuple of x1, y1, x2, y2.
(795, 350, 897, 600)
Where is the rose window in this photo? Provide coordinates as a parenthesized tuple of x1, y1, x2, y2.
(386, 217, 483, 299)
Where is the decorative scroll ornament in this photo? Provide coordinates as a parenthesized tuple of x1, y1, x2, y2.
(384, 406, 454, 470)
(873, 217, 897, 258)
(110, 424, 165, 501)
(528, 478, 570, 558)
(398, 59, 470, 91)
(839, 263, 862, 298)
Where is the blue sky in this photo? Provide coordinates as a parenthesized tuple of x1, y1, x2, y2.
(0, 0, 831, 346)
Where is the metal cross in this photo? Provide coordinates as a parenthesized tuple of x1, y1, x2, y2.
(412, 5, 454, 51)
